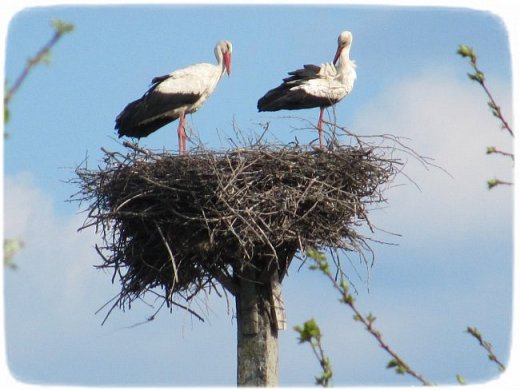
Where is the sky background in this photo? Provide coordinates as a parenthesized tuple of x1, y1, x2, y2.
(2, 1, 517, 388)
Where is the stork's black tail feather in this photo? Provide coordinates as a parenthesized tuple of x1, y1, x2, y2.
(115, 97, 174, 139)
(257, 86, 333, 112)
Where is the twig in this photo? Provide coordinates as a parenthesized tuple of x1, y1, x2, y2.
(457, 44, 514, 190)
(457, 45, 513, 137)
(466, 326, 506, 372)
(156, 223, 179, 297)
(294, 319, 333, 387)
(487, 178, 513, 190)
(307, 249, 434, 386)
(4, 19, 74, 105)
(486, 146, 514, 160)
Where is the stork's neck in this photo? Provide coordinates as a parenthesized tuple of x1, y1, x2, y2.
(215, 49, 227, 77)
(335, 46, 351, 73)
(334, 45, 356, 89)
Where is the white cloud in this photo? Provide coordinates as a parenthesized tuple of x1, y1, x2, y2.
(351, 67, 513, 243)
(4, 173, 106, 314)
(4, 173, 110, 375)
(4, 173, 52, 238)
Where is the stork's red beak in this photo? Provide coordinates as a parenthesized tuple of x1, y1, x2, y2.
(333, 46, 342, 65)
(224, 52, 232, 75)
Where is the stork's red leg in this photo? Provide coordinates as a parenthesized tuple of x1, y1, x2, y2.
(181, 114, 186, 153)
(177, 115, 183, 154)
(177, 112, 186, 154)
(317, 107, 324, 149)
(182, 113, 187, 153)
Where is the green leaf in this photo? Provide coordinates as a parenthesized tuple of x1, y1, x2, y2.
(51, 19, 74, 35)
(456, 374, 466, 385)
(487, 178, 499, 189)
(295, 319, 321, 343)
(4, 104, 10, 124)
(487, 101, 498, 110)
(319, 261, 330, 274)
(306, 248, 326, 261)
(339, 276, 349, 291)
(303, 319, 321, 338)
(467, 71, 485, 83)
(4, 238, 24, 269)
(342, 293, 354, 305)
(457, 44, 473, 58)
(486, 146, 497, 154)
(387, 358, 407, 375)
(457, 44, 477, 63)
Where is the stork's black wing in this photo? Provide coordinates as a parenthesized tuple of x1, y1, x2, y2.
(115, 76, 199, 139)
(257, 64, 332, 112)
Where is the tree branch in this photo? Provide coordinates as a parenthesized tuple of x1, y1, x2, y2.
(306, 249, 434, 386)
(4, 19, 73, 105)
(466, 326, 506, 372)
(457, 44, 513, 137)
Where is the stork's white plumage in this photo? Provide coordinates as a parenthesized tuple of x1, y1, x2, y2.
(257, 31, 356, 148)
(115, 40, 232, 153)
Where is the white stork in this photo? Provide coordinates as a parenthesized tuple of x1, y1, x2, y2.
(115, 40, 232, 153)
(257, 31, 356, 149)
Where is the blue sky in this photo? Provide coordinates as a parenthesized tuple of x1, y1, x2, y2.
(2, 1, 517, 388)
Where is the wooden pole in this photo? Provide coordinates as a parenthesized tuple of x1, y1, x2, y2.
(236, 266, 279, 386)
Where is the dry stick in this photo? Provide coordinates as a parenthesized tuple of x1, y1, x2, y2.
(155, 223, 179, 292)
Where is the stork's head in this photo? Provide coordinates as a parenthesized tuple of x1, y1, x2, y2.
(215, 40, 233, 76)
(333, 31, 353, 65)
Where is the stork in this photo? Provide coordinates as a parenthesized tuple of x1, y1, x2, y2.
(115, 40, 232, 154)
(257, 31, 356, 149)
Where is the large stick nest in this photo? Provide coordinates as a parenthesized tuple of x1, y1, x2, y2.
(74, 136, 398, 319)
